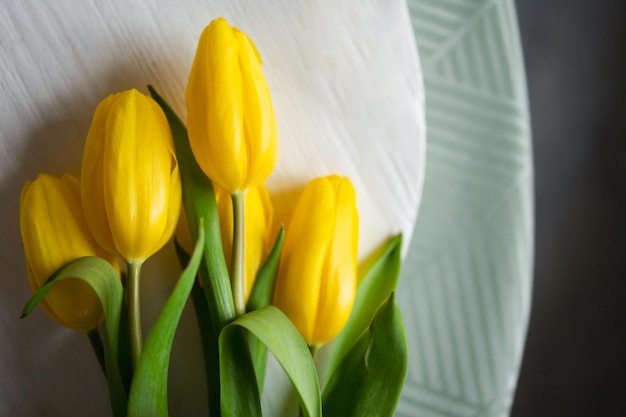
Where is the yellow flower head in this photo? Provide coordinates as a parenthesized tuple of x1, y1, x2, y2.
(273, 175, 359, 346)
(186, 17, 278, 194)
(20, 173, 118, 332)
(81, 89, 182, 263)
(215, 183, 274, 302)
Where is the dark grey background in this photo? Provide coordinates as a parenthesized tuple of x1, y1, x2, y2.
(511, 1, 626, 416)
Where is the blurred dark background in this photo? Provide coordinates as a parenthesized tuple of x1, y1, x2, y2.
(511, 1, 626, 416)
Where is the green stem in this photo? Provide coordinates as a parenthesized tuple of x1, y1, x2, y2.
(231, 192, 246, 317)
(127, 261, 144, 367)
(87, 329, 106, 376)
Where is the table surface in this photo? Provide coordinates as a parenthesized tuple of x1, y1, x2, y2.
(0, 1, 534, 416)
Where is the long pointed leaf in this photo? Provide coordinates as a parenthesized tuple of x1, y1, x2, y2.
(322, 293, 408, 417)
(220, 327, 260, 417)
(127, 226, 205, 417)
(151, 86, 236, 416)
(219, 306, 321, 417)
(173, 240, 219, 417)
(324, 234, 403, 384)
(246, 226, 284, 312)
(22, 256, 126, 417)
(246, 227, 284, 394)
(149, 85, 235, 330)
(189, 280, 219, 417)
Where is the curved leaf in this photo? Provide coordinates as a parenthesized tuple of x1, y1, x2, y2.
(219, 306, 321, 417)
(173, 239, 220, 417)
(127, 225, 205, 417)
(324, 234, 403, 385)
(22, 256, 126, 417)
(322, 293, 408, 417)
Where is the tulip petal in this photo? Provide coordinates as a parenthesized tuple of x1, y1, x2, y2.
(274, 177, 335, 345)
(274, 176, 359, 346)
(20, 173, 115, 332)
(187, 18, 246, 192)
(186, 18, 278, 193)
(234, 28, 278, 190)
(152, 96, 183, 254)
(244, 184, 274, 300)
(312, 177, 358, 345)
(82, 89, 181, 262)
(82, 95, 117, 255)
(214, 186, 234, 273)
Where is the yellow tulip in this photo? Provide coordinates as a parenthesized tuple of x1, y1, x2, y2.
(81, 89, 182, 263)
(186, 17, 278, 194)
(20, 173, 118, 332)
(273, 175, 359, 346)
(215, 184, 274, 303)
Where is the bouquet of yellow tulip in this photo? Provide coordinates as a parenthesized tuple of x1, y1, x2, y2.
(19, 17, 408, 417)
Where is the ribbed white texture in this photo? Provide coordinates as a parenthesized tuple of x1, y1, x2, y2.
(0, 1, 424, 416)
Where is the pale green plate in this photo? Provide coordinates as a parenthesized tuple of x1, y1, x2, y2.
(397, 1, 533, 416)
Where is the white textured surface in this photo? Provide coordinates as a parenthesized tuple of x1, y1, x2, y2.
(0, 1, 425, 416)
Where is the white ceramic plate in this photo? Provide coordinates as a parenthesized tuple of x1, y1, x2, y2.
(0, 1, 425, 415)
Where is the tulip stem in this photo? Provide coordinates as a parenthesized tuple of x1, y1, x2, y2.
(127, 261, 144, 367)
(231, 192, 246, 316)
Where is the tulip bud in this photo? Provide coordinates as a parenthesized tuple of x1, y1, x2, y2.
(20, 174, 118, 332)
(186, 17, 278, 194)
(81, 89, 182, 263)
(215, 184, 274, 302)
(273, 175, 359, 346)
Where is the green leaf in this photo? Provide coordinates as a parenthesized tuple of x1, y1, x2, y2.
(246, 226, 284, 312)
(219, 326, 260, 417)
(219, 306, 321, 417)
(127, 225, 205, 417)
(189, 281, 220, 416)
(322, 293, 408, 417)
(22, 256, 126, 417)
(173, 240, 220, 417)
(246, 227, 284, 394)
(324, 234, 403, 385)
(151, 86, 235, 416)
(117, 285, 135, 396)
(149, 85, 235, 330)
